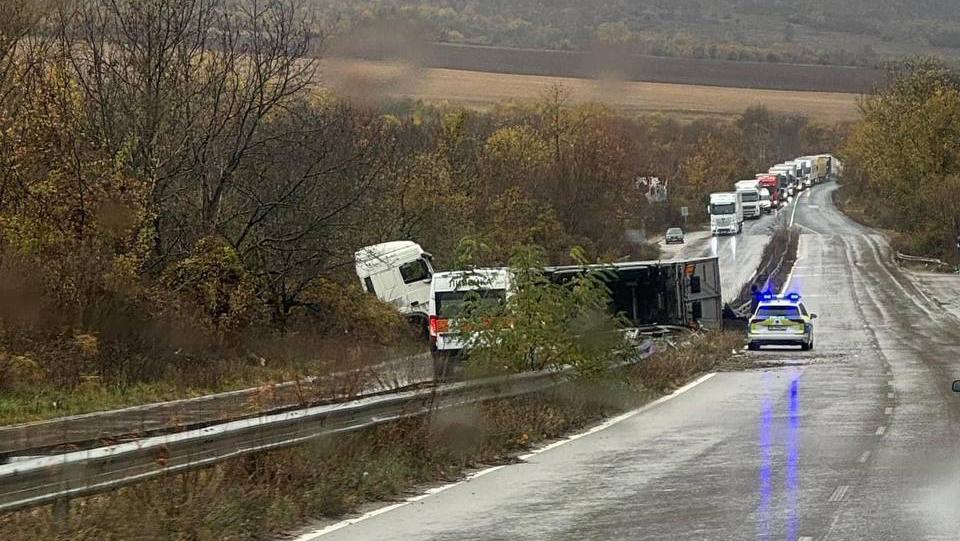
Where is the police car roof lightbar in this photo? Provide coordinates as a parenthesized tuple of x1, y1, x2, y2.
(758, 292, 801, 302)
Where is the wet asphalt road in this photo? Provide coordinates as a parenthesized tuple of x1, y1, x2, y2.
(309, 183, 960, 541)
(659, 206, 785, 303)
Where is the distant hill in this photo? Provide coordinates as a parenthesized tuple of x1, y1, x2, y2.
(314, 0, 960, 68)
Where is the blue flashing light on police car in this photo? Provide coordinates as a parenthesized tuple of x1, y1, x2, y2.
(747, 291, 816, 351)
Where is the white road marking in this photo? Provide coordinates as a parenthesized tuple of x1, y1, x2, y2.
(884, 407, 893, 415)
(292, 373, 719, 539)
(781, 236, 802, 292)
(858, 450, 871, 464)
(887, 392, 894, 399)
(828, 485, 850, 502)
(799, 537, 814, 541)
(789, 195, 800, 227)
(796, 223, 821, 235)
(888, 380, 895, 386)
(876, 426, 887, 436)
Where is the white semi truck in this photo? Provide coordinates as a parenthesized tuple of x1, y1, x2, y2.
(355, 241, 434, 332)
(797, 157, 815, 189)
(709, 192, 743, 235)
(734, 179, 762, 220)
(769, 165, 798, 197)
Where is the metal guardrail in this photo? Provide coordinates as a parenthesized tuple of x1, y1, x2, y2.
(0, 341, 654, 514)
(0, 353, 434, 459)
(895, 251, 950, 267)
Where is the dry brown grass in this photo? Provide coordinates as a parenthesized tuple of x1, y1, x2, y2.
(633, 332, 744, 393)
(319, 59, 861, 121)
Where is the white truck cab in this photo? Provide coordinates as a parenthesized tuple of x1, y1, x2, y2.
(782, 161, 804, 191)
(797, 157, 815, 188)
(709, 192, 743, 236)
(769, 165, 797, 197)
(734, 179, 762, 219)
(355, 241, 434, 330)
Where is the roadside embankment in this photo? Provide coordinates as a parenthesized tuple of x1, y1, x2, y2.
(0, 332, 741, 540)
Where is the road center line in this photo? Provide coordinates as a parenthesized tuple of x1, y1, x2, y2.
(828, 485, 850, 502)
(789, 195, 800, 227)
(876, 426, 887, 436)
(858, 451, 871, 464)
(292, 373, 719, 539)
(884, 407, 893, 415)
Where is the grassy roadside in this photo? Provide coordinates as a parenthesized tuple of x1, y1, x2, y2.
(0, 332, 742, 541)
(831, 185, 900, 241)
(832, 185, 957, 272)
(0, 338, 425, 426)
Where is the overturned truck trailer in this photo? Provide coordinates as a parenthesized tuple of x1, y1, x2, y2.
(546, 256, 723, 331)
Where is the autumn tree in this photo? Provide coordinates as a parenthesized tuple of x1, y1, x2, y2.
(844, 58, 960, 258)
(57, 0, 319, 263)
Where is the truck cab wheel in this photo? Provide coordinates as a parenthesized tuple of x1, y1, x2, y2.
(408, 316, 429, 341)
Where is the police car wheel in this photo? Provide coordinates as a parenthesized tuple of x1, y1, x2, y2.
(800, 342, 811, 351)
(748, 342, 759, 351)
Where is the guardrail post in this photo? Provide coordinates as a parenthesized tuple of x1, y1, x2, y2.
(53, 497, 70, 533)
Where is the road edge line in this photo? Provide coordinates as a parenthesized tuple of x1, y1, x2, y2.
(292, 372, 718, 539)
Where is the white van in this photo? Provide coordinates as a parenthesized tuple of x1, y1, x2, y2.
(355, 241, 434, 331)
(428, 268, 511, 355)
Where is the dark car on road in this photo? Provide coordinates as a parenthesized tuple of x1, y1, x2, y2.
(665, 227, 685, 244)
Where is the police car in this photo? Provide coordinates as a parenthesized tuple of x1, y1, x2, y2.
(747, 293, 817, 351)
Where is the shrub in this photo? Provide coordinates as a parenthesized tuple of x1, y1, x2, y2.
(162, 237, 260, 333)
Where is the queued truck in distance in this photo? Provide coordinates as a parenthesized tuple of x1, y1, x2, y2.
(797, 157, 814, 189)
(814, 155, 829, 184)
(709, 192, 743, 235)
(734, 180, 762, 219)
(769, 165, 797, 197)
(783, 161, 805, 191)
(756, 174, 782, 211)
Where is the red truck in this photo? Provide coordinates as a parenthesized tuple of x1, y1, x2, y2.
(755, 174, 781, 212)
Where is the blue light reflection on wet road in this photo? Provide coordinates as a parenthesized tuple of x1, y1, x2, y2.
(757, 373, 802, 541)
(757, 376, 774, 540)
(785, 378, 801, 540)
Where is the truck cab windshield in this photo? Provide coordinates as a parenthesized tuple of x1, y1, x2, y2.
(740, 192, 759, 202)
(710, 203, 736, 214)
